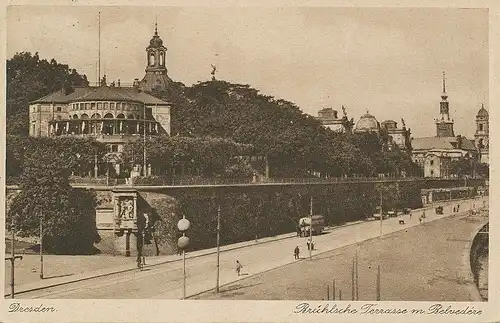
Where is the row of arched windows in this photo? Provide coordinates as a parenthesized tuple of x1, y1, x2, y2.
(71, 113, 142, 119)
(148, 51, 165, 66)
(71, 101, 142, 112)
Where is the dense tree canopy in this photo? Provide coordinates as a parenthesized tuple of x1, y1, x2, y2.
(7, 137, 100, 254)
(122, 135, 254, 178)
(7, 52, 89, 136)
(156, 80, 420, 178)
(6, 135, 107, 179)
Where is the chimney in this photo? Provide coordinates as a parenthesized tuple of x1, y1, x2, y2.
(133, 78, 140, 89)
(117, 79, 121, 87)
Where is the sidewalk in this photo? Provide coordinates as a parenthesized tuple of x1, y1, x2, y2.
(5, 196, 485, 297)
(4, 217, 363, 297)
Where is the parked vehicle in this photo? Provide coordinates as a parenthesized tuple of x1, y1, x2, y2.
(299, 215, 325, 236)
(372, 206, 388, 220)
(435, 206, 443, 215)
(386, 210, 397, 217)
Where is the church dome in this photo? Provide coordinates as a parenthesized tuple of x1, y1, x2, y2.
(355, 112, 379, 133)
(477, 106, 488, 117)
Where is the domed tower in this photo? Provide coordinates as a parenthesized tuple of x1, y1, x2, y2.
(434, 71, 455, 137)
(354, 111, 380, 133)
(474, 104, 489, 163)
(138, 22, 173, 95)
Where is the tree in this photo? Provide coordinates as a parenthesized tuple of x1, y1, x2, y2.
(6, 138, 100, 254)
(6, 135, 107, 179)
(122, 135, 253, 178)
(6, 52, 89, 136)
(449, 157, 473, 178)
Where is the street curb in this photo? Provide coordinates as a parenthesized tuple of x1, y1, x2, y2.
(8, 198, 482, 297)
(6, 219, 363, 297)
(187, 203, 485, 300)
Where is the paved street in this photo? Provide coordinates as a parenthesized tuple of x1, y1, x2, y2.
(195, 208, 488, 301)
(13, 197, 486, 299)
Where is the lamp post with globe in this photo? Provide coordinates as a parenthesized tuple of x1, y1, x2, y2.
(177, 216, 190, 300)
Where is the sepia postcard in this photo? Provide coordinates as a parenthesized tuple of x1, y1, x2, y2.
(1, 0, 499, 322)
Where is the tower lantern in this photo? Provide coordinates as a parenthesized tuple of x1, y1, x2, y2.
(138, 21, 173, 94)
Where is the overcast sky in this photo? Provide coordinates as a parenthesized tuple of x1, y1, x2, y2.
(7, 6, 488, 138)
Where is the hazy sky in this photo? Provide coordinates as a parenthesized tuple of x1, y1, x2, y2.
(7, 6, 488, 138)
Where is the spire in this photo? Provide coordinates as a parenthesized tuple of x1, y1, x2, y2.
(155, 16, 158, 36)
(441, 71, 448, 100)
(442, 71, 446, 93)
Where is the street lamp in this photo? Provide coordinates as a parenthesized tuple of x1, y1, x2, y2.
(177, 216, 190, 300)
(216, 204, 221, 293)
(309, 196, 313, 260)
(379, 189, 383, 237)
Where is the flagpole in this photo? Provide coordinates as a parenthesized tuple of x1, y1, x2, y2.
(98, 11, 101, 85)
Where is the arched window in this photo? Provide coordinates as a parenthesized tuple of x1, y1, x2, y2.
(56, 106, 62, 112)
(116, 113, 125, 119)
(73, 114, 79, 119)
(149, 52, 155, 66)
(159, 52, 165, 66)
(104, 113, 114, 119)
(81, 113, 89, 119)
(91, 113, 102, 119)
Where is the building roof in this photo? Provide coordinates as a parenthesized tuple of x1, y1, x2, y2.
(411, 136, 476, 151)
(477, 106, 488, 117)
(31, 86, 170, 105)
(354, 112, 379, 132)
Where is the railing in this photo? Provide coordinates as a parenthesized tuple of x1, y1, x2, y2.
(6, 175, 486, 188)
(67, 175, 419, 187)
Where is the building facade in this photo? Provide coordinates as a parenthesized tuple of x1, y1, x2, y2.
(317, 107, 344, 132)
(29, 27, 173, 175)
(380, 119, 411, 151)
(411, 72, 479, 178)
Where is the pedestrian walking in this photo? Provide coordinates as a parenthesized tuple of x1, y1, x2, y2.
(294, 246, 300, 259)
(306, 240, 310, 250)
(235, 260, 243, 276)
